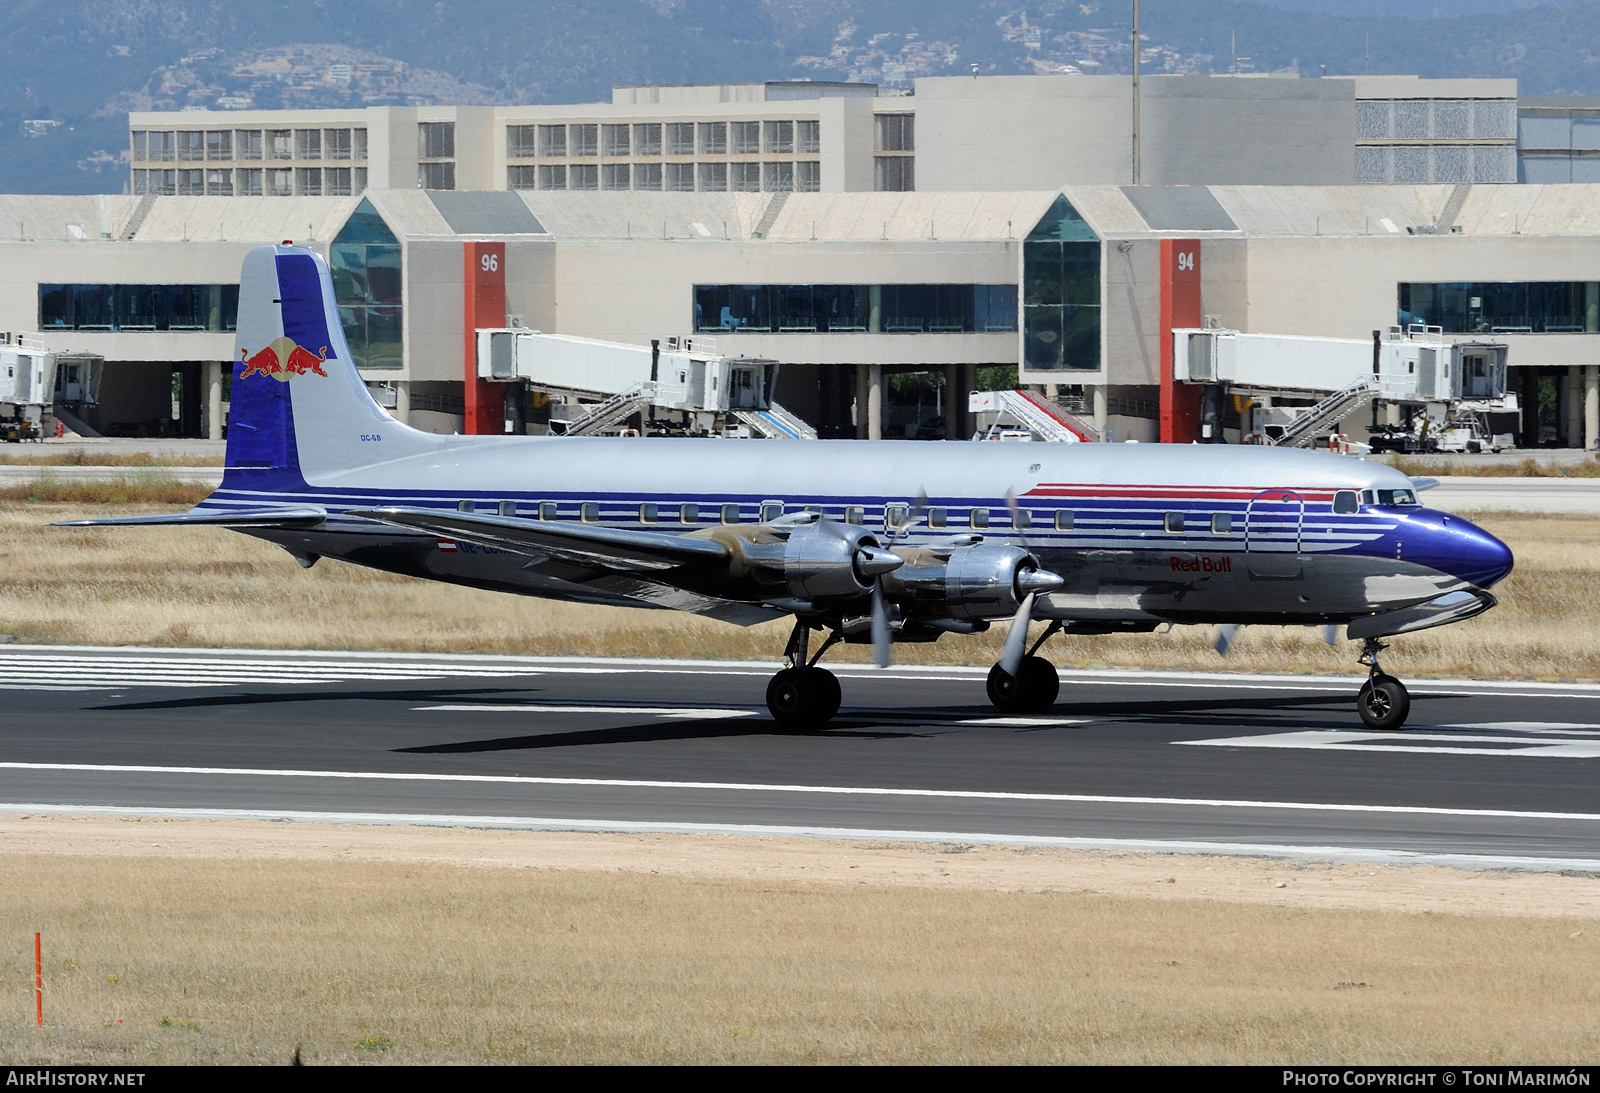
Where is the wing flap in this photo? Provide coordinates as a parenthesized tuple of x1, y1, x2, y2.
(52, 506, 328, 529)
(346, 506, 730, 573)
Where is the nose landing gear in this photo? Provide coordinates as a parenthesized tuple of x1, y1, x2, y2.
(1356, 637, 1411, 731)
(766, 620, 843, 727)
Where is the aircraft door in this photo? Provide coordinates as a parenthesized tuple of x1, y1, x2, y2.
(1245, 489, 1304, 578)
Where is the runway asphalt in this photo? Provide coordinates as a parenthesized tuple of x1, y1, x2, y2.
(3, 645, 1599, 871)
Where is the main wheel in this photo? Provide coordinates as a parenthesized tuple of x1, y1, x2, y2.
(766, 667, 840, 727)
(1357, 676, 1411, 731)
(808, 667, 842, 722)
(986, 656, 1059, 714)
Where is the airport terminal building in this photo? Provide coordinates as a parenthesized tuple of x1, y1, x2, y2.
(9, 174, 1600, 448)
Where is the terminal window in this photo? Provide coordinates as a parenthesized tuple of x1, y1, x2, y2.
(507, 126, 537, 158)
(39, 284, 239, 333)
(634, 163, 662, 190)
(267, 130, 292, 160)
(508, 165, 536, 190)
(730, 162, 760, 192)
(602, 124, 630, 157)
(418, 122, 455, 159)
(875, 114, 914, 152)
(296, 129, 322, 160)
(537, 164, 566, 190)
(1399, 281, 1600, 334)
(330, 199, 403, 371)
(235, 130, 262, 160)
(325, 128, 352, 160)
(698, 162, 727, 191)
(698, 122, 727, 155)
(418, 161, 455, 190)
(633, 123, 662, 156)
(571, 124, 598, 157)
(205, 131, 232, 160)
(1023, 195, 1101, 372)
(762, 162, 794, 192)
(693, 284, 1017, 334)
(177, 131, 204, 161)
(874, 156, 913, 191)
(730, 122, 760, 155)
(666, 123, 695, 156)
(795, 161, 820, 192)
(763, 121, 793, 155)
(537, 125, 567, 157)
(664, 163, 694, 192)
(797, 120, 820, 154)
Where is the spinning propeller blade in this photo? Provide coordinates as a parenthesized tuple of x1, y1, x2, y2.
(1214, 623, 1240, 657)
(870, 579, 891, 669)
(999, 592, 1037, 679)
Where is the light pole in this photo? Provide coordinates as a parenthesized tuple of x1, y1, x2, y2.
(1131, 0, 1141, 185)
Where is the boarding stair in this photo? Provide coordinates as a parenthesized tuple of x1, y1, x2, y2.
(549, 382, 656, 436)
(982, 390, 1097, 442)
(733, 402, 818, 440)
(1276, 377, 1384, 448)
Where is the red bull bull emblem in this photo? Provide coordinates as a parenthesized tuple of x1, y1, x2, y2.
(238, 336, 330, 382)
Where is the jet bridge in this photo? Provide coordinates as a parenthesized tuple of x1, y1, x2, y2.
(0, 335, 102, 441)
(476, 329, 816, 438)
(1173, 325, 1511, 447)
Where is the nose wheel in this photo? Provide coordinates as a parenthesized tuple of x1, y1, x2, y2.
(1356, 638, 1410, 731)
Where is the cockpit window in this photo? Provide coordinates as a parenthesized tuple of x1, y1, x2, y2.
(1333, 490, 1359, 514)
(1376, 489, 1418, 506)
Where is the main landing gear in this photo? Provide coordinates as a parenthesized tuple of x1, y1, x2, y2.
(766, 620, 843, 727)
(985, 621, 1062, 715)
(1356, 637, 1411, 731)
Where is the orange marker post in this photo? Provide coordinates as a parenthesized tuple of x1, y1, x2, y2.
(34, 932, 41, 1027)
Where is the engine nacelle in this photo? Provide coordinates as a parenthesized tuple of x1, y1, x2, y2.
(781, 523, 894, 600)
(886, 544, 1056, 619)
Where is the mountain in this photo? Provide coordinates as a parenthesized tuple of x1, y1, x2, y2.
(5, 0, 1600, 194)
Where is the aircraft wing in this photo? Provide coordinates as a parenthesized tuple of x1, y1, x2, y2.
(52, 506, 328, 529)
(345, 506, 730, 573)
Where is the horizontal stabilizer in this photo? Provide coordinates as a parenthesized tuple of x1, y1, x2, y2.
(346, 506, 729, 572)
(52, 506, 328, 529)
(1346, 589, 1496, 640)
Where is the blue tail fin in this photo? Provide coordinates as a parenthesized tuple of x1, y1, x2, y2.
(224, 245, 434, 491)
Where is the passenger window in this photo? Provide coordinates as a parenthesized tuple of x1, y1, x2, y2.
(1055, 510, 1074, 531)
(927, 507, 947, 529)
(760, 501, 784, 522)
(1333, 490, 1359, 515)
(639, 503, 658, 523)
(885, 504, 910, 530)
(539, 501, 558, 521)
(721, 504, 741, 524)
(679, 503, 699, 524)
(843, 505, 864, 525)
(1165, 512, 1185, 533)
(1012, 507, 1032, 530)
(1211, 513, 1232, 534)
(497, 500, 517, 518)
(970, 508, 990, 529)
(457, 499, 474, 513)
(580, 502, 600, 523)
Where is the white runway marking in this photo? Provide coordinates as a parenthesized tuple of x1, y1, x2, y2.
(1, 761, 1598, 822)
(957, 717, 1093, 727)
(0, 802, 1595, 873)
(417, 704, 757, 719)
(1183, 725, 1600, 759)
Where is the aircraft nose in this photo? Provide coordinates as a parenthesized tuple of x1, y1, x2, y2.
(1441, 516, 1514, 589)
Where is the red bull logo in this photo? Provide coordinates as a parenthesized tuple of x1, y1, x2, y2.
(238, 336, 330, 382)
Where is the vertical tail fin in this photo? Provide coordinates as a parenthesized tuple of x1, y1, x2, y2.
(225, 245, 434, 490)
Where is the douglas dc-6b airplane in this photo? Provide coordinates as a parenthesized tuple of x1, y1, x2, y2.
(60, 246, 1515, 730)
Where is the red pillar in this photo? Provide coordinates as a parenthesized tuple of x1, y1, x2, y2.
(463, 241, 506, 435)
(1159, 238, 1204, 444)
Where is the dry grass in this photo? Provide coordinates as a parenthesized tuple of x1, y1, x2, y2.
(0, 451, 224, 467)
(0, 476, 212, 506)
(1, 847, 1596, 1065)
(1, 500, 1595, 679)
(1388, 455, 1600, 478)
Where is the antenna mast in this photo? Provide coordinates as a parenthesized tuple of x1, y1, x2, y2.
(1131, 0, 1141, 185)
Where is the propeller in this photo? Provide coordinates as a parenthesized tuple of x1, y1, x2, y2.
(866, 490, 929, 669)
(1214, 623, 1240, 657)
(998, 592, 1037, 679)
(1322, 624, 1340, 646)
